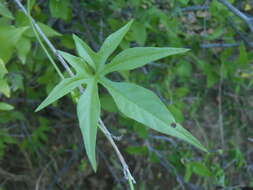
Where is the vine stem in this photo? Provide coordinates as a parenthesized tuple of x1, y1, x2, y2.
(98, 118, 136, 183)
(13, 0, 135, 184)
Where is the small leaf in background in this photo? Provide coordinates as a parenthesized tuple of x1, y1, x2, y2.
(184, 162, 212, 181)
(15, 11, 30, 27)
(204, 27, 224, 41)
(237, 43, 249, 66)
(0, 102, 14, 111)
(191, 162, 212, 177)
(125, 146, 148, 156)
(0, 2, 14, 19)
(37, 23, 61, 37)
(131, 21, 147, 46)
(133, 122, 148, 139)
(244, 3, 252, 11)
(49, 0, 71, 20)
(0, 79, 10, 97)
(179, 0, 190, 5)
(16, 37, 31, 64)
(0, 26, 29, 47)
(77, 79, 100, 171)
(168, 104, 184, 123)
(103, 47, 189, 74)
(60, 34, 75, 49)
(0, 129, 16, 158)
(0, 59, 7, 78)
(0, 46, 12, 62)
(176, 61, 192, 78)
(100, 94, 118, 113)
(8, 73, 24, 91)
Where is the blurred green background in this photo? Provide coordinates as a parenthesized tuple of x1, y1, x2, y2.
(0, 0, 253, 189)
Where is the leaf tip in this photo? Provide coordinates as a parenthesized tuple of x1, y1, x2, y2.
(72, 34, 78, 41)
(34, 107, 41, 112)
(91, 163, 98, 172)
(128, 19, 134, 25)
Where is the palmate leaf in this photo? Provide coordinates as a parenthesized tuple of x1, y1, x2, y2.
(100, 78, 207, 152)
(59, 50, 90, 76)
(73, 34, 96, 70)
(103, 47, 189, 74)
(98, 20, 133, 67)
(77, 79, 100, 171)
(35, 76, 89, 112)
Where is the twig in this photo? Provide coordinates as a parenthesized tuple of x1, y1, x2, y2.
(97, 149, 124, 188)
(146, 140, 202, 190)
(218, 64, 225, 150)
(200, 43, 240, 48)
(0, 167, 30, 182)
(99, 118, 136, 183)
(145, 141, 186, 190)
(218, 0, 253, 33)
(181, 5, 209, 12)
(35, 161, 52, 190)
(227, 17, 253, 48)
(13, 0, 135, 184)
(200, 42, 253, 48)
(149, 135, 177, 147)
(47, 145, 81, 190)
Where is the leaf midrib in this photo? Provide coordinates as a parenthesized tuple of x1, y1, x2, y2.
(105, 48, 184, 73)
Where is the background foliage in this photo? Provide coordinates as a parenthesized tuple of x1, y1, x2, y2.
(0, 0, 253, 189)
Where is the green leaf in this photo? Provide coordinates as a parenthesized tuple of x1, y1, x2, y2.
(98, 20, 133, 66)
(0, 2, 14, 19)
(37, 23, 61, 37)
(191, 162, 212, 177)
(0, 79, 10, 98)
(49, 0, 71, 20)
(73, 34, 96, 70)
(100, 94, 118, 113)
(35, 76, 89, 112)
(0, 59, 7, 78)
(125, 146, 148, 156)
(103, 47, 189, 74)
(100, 78, 207, 152)
(0, 102, 14, 111)
(0, 26, 29, 47)
(77, 79, 100, 171)
(131, 21, 146, 46)
(59, 50, 90, 76)
(16, 37, 31, 64)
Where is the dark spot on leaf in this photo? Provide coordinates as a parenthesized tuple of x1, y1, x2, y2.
(171, 123, 177, 128)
